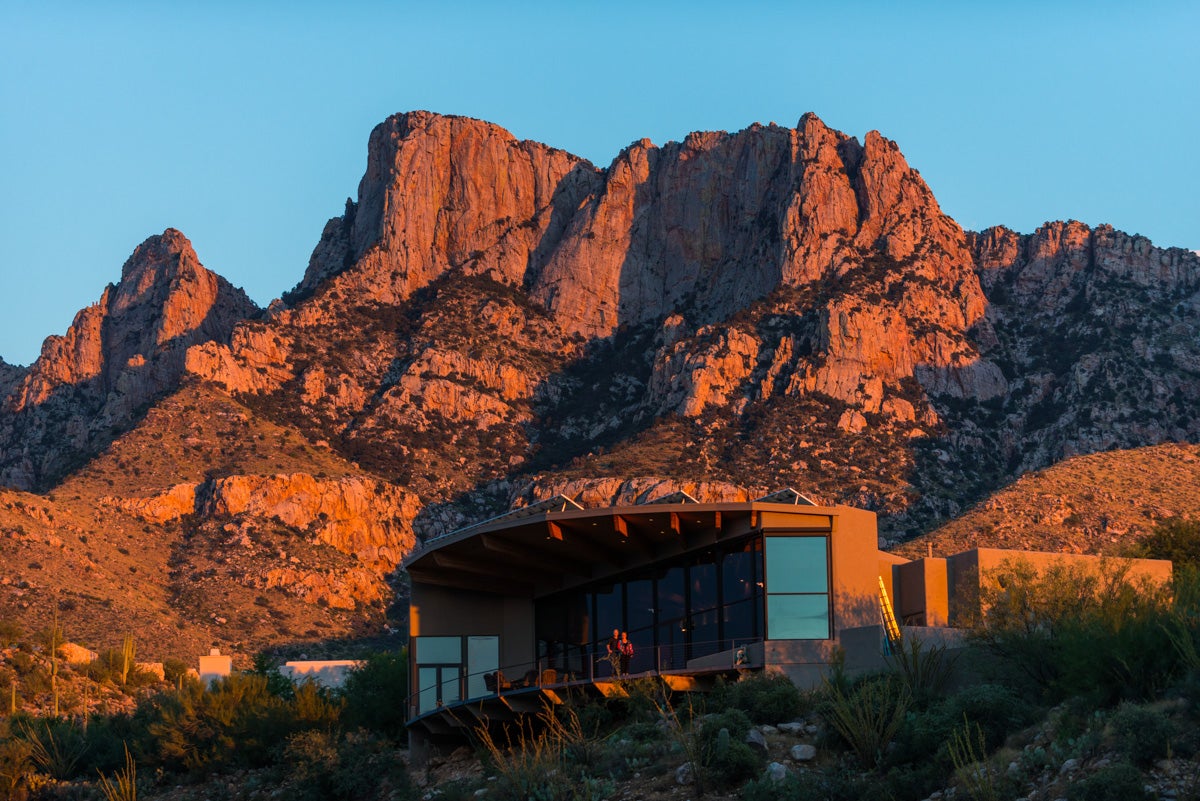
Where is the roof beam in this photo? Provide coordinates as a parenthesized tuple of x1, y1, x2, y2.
(613, 513, 657, 561)
(479, 534, 593, 578)
(407, 566, 534, 597)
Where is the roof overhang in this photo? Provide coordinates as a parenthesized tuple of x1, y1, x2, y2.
(404, 501, 841, 598)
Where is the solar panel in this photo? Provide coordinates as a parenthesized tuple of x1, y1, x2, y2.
(754, 488, 817, 506)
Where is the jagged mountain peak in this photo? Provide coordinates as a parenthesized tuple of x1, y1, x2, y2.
(0, 230, 259, 489)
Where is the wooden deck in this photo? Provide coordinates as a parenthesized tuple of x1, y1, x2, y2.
(407, 664, 756, 740)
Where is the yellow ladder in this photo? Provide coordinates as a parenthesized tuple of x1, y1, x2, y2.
(877, 575, 902, 646)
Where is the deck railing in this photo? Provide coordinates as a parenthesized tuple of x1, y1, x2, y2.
(406, 638, 762, 722)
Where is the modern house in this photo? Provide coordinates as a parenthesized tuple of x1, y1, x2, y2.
(403, 491, 1171, 760)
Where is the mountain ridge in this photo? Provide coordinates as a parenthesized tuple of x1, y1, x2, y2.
(0, 110, 1197, 656)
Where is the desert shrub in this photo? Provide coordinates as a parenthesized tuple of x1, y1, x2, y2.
(891, 683, 1034, 770)
(726, 672, 805, 724)
(1065, 762, 1149, 801)
(571, 697, 614, 736)
(8, 653, 34, 677)
(14, 716, 89, 780)
(135, 671, 340, 773)
(616, 721, 663, 743)
(820, 675, 910, 769)
(698, 708, 752, 742)
(1109, 702, 1177, 767)
(283, 729, 414, 801)
(742, 765, 867, 801)
(886, 636, 957, 709)
(476, 703, 595, 801)
(0, 734, 33, 800)
(340, 650, 407, 736)
(693, 708, 760, 787)
(0, 620, 21, 648)
(1125, 517, 1200, 567)
(250, 652, 298, 699)
(971, 558, 1178, 704)
(95, 744, 137, 801)
(162, 658, 189, 686)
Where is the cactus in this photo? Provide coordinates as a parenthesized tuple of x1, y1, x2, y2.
(716, 727, 731, 759)
(118, 634, 136, 686)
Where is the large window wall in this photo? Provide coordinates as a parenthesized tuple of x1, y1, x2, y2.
(535, 538, 764, 675)
(764, 535, 831, 640)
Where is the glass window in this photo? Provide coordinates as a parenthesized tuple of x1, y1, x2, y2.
(466, 636, 498, 698)
(657, 566, 686, 621)
(595, 583, 624, 644)
(566, 590, 589, 644)
(417, 667, 440, 714)
(723, 598, 759, 645)
(440, 669, 461, 705)
(720, 546, 758, 604)
(690, 558, 719, 612)
(415, 636, 462, 665)
(765, 535, 830, 640)
(626, 578, 654, 633)
(765, 537, 828, 594)
(690, 608, 721, 658)
(767, 595, 831, 640)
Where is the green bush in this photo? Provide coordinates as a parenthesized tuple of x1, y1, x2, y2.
(135, 671, 341, 774)
(1125, 517, 1200, 567)
(1109, 703, 1177, 767)
(742, 766, 867, 801)
(1065, 763, 1149, 801)
(0, 733, 33, 800)
(897, 681, 1046, 762)
(162, 658, 189, 686)
(615, 721, 663, 743)
(726, 673, 805, 724)
(886, 637, 957, 709)
(14, 716, 89, 780)
(284, 729, 415, 801)
(340, 650, 407, 736)
(971, 558, 1179, 704)
(705, 738, 761, 789)
(820, 675, 910, 769)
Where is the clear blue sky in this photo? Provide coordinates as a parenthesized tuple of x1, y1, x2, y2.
(2, 1, 1196, 366)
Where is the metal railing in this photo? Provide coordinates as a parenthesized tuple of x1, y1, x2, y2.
(406, 638, 763, 721)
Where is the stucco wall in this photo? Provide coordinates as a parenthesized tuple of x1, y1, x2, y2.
(409, 583, 534, 673)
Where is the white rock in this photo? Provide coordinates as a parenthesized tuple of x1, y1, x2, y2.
(777, 721, 805, 734)
(766, 762, 788, 782)
(790, 744, 817, 762)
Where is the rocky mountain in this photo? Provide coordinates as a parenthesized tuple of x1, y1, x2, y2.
(0, 230, 259, 490)
(0, 110, 1197, 657)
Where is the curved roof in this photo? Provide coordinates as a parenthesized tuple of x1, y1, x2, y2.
(403, 498, 846, 598)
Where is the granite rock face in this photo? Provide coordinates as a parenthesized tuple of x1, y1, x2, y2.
(192, 112, 998, 470)
(3, 111, 1197, 553)
(0, 230, 258, 489)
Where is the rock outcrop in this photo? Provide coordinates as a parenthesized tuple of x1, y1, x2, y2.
(110, 472, 420, 568)
(0, 359, 26, 402)
(0, 231, 259, 489)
